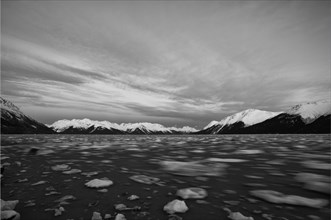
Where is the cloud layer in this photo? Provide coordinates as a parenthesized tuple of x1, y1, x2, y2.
(1, 1, 330, 128)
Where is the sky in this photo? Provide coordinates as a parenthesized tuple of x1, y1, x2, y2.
(1, 1, 330, 128)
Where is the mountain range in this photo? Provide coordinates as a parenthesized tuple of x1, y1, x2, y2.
(1, 97, 330, 134)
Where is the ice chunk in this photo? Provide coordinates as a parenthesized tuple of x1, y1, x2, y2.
(301, 160, 331, 170)
(127, 195, 139, 200)
(115, 213, 126, 220)
(62, 169, 82, 174)
(91, 212, 102, 220)
(163, 199, 188, 214)
(1, 210, 20, 220)
(206, 158, 247, 163)
(85, 179, 113, 188)
(176, 187, 208, 199)
(51, 164, 70, 171)
(31, 181, 47, 186)
(250, 190, 328, 208)
(228, 212, 254, 220)
(295, 173, 330, 194)
(129, 175, 160, 185)
(1, 199, 19, 210)
(160, 160, 226, 177)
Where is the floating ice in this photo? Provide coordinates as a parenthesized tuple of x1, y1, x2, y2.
(295, 173, 330, 194)
(228, 212, 254, 220)
(1, 199, 19, 211)
(235, 149, 263, 155)
(160, 160, 226, 177)
(51, 164, 70, 171)
(129, 175, 160, 185)
(176, 187, 208, 199)
(31, 181, 47, 186)
(115, 213, 126, 220)
(250, 190, 328, 208)
(85, 179, 113, 188)
(0, 210, 20, 220)
(163, 199, 188, 214)
(62, 169, 82, 174)
(206, 158, 247, 163)
(91, 212, 102, 220)
(301, 160, 331, 170)
(127, 195, 139, 200)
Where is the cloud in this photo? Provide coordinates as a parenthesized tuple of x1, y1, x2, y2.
(1, 1, 330, 127)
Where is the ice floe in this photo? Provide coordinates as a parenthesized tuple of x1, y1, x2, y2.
(62, 169, 82, 174)
(129, 175, 160, 184)
(176, 187, 208, 199)
(127, 195, 139, 200)
(228, 212, 254, 220)
(250, 190, 328, 208)
(91, 212, 102, 220)
(31, 180, 47, 186)
(115, 213, 126, 220)
(160, 160, 226, 177)
(206, 158, 247, 163)
(85, 178, 113, 188)
(301, 160, 331, 170)
(1, 199, 20, 220)
(51, 164, 70, 171)
(295, 173, 330, 194)
(163, 199, 188, 214)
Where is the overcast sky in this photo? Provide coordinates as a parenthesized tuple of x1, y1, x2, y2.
(1, 1, 330, 128)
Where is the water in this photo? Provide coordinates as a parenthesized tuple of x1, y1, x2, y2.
(1, 134, 330, 220)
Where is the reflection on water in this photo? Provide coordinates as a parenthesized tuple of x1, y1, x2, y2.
(1, 134, 330, 220)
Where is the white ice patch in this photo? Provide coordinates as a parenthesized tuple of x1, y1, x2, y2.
(250, 190, 328, 208)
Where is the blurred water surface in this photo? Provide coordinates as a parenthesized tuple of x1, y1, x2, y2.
(1, 134, 330, 220)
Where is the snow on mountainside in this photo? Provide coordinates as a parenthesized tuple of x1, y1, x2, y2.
(204, 109, 282, 130)
(1, 97, 25, 119)
(286, 99, 331, 123)
(1, 97, 53, 134)
(48, 119, 198, 134)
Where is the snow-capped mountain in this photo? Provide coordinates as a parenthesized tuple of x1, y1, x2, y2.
(48, 119, 198, 134)
(201, 109, 282, 134)
(286, 99, 331, 123)
(200, 100, 331, 134)
(1, 97, 54, 134)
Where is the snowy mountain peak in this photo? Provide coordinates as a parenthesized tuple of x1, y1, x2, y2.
(286, 99, 331, 123)
(1, 97, 21, 113)
(48, 119, 198, 134)
(204, 109, 282, 130)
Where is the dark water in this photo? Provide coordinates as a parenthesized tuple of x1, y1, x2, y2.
(1, 134, 330, 220)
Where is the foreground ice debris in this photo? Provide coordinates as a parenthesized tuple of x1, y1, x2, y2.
(250, 190, 328, 208)
(85, 178, 113, 188)
(1, 199, 19, 210)
(228, 212, 254, 220)
(54, 207, 65, 216)
(295, 173, 330, 194)
(91, 212, 102, 220)
(115, 213, 126, 220)
(160, 161, 226, 177)
(129, 175, 160, 184)
(163, 199, 188, 214)
(176, 187, 207, 199)
(301, 160, 331, 170)
(63, 169, 82, 174)
(127, 195, 139, 200)
(1, 199, 20, 220)
(51, 164, 70, 171)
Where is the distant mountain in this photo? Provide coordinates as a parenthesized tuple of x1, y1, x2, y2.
(47, 119, 198, 134)
(286, 100, 331, 123)
(200, 100, 331, 134)
(198, 109, 282, 134)
(1, 97, 54, 134)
